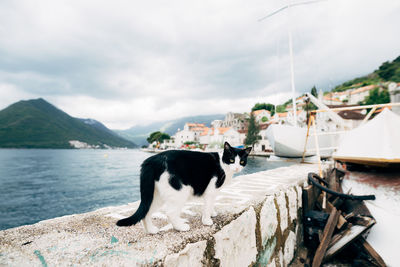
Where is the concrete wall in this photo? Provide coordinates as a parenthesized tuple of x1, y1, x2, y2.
(0, 163, 326, 266)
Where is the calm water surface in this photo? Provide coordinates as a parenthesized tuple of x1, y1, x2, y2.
(0, 149, 293, 230)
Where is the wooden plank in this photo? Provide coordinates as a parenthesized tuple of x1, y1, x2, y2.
(311, 116, 323, 178)
(358, 237, 387, 267)
(325, 218, 375, 261)
(327, 169, 341, 195)
(303, 185, 320, 214)
(312, 208, 340, 267)
(317, 195, 347, 230)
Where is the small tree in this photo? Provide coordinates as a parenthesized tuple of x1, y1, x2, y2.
(304, 87, 318, 123)
(251, 102, 275, 116)
(147, 131, 171, 144)
(362, 88, 390, 105)
(275, 105, 286, 113)
(245, 112, 260, 147)
(311, 85, 318, 98)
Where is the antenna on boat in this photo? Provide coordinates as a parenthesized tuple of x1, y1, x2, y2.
(259, 0, 327, 127)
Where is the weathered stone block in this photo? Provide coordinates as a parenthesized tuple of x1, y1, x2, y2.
(296, 185, 302, 208)
(283, 231, 296, 266)
(267, 258, 276, 267)
(257, 237, 277, 266)
(260, 195, 278, 246)
(276, 191, 288, 233)
(164, 240, 207, 267)
(287, 187, 298, 222)
(214, 207, 257, 267)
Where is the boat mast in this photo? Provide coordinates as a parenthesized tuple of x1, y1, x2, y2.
(259, 0, 327, 127)
(287, 1, 297, 126)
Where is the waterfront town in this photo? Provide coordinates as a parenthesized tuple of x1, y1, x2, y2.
(151, 82, 400, 153)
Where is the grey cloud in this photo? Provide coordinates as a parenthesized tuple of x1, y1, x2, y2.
(0, 0, 399, 127)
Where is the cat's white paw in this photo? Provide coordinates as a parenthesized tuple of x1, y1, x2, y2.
(202, 217, 213, 226)
(146, 226, 160, 234)
(174, 223, 190, 232)
(211, 210, 218, 217)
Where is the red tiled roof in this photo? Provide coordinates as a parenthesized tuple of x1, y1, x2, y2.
(199, 127, 210, 136)
(202, 127, 232, 136)
(275, 112, 288, 118)
(252, 109, 271, 116)
(191, 127, 206, 131)
(323, 96, 340, 101)
(218, 127, 231, 135)
(187, 123, 206, 127)
(350, 85, 376, 95)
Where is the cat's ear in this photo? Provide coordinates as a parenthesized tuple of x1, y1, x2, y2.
(224, 142, 232, 150)
(244, 147, 252, 155)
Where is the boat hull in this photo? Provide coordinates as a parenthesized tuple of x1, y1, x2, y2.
(266, 124, 336, 158)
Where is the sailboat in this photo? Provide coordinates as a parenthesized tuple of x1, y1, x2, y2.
(266, 93, 346, 158)
(260, 0, 335, 158)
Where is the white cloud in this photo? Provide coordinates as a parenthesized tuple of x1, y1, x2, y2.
(0, 83, 36, 108)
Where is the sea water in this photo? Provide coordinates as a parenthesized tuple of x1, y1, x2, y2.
(0, 149, 293, 230)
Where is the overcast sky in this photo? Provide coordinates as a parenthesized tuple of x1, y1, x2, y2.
(1, 0, 399, 129)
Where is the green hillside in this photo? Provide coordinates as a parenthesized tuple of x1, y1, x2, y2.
(275, 55, 399, 108)
(0, 98, 136, 148)
(333, 55, 400, 92)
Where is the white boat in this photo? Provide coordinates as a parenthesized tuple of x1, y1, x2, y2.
(266, 124, 309, 158)
(266, 124, 336, 158)
(333, 108, 400, 167)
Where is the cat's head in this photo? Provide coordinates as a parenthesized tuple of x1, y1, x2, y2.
(222, 142, 252, 173)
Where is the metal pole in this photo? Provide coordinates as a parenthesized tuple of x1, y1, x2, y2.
(287, 1, 297, 127)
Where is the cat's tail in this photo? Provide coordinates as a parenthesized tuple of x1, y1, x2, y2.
(116, 157, 164, 227)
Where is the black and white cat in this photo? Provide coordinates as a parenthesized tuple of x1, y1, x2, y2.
(116, 142, 251, 234)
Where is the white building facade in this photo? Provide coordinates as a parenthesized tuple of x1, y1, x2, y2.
(174, 123, 207, 148)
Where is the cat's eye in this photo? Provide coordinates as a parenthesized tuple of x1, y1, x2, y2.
(230, 159, 234, 163)
(240, 161, 244, 164)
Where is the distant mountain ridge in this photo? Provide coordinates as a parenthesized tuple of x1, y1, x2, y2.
(0, 98, 136, 148)
(115, 114, 225, 146)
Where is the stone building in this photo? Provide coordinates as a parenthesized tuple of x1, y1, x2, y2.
(222, 112, 248, 131)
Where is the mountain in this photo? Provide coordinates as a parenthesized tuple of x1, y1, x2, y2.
(0, 98, 136, 148)
(115, 114, 225, 146)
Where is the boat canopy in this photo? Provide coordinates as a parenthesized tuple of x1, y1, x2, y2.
(333, 108, 400, 165)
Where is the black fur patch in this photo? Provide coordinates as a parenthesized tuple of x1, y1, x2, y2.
(154, 150, 225, 195)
